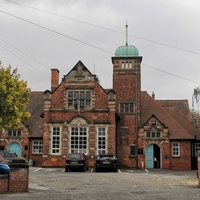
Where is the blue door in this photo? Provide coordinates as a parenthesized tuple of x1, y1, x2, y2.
(8, 142, 22, 156)
(146, 144, 154, 168)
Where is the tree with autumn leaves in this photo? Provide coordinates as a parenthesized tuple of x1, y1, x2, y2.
(0, 64, 30, 130)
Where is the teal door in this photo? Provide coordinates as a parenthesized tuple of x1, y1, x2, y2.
(146, 144, 154, 168)
(8, 142, 21, 156)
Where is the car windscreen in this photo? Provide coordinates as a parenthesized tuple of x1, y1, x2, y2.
(68, 154, 81, 160)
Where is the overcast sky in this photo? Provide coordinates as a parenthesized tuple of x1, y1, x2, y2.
(1, 0, 200, 110)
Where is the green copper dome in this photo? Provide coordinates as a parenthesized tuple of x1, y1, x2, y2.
(115, 45, 139, 57)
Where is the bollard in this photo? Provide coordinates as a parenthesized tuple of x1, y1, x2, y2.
(141, 161, 145, 169)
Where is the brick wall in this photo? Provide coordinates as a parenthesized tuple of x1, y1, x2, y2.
(0, 175, 8, 193)
(0, 161, 29, 193)
(9, 162, 29, 192)
(112, 57, 141, 168)
(170, 141, 191, 170)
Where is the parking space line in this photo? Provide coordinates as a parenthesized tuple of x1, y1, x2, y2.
(33, 168, 42, 172)
(118, 169, 121, 173)
(61, 169, 65, 173)
(145, 169, 149, 173)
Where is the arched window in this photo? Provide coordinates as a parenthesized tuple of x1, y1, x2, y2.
(125, 62, 128, 68)
(122, 62, 125, 68)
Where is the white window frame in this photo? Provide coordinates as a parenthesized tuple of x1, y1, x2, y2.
(32, 140, 43, 154)
(51, 127, 61, 155)
(97, 127, 107, 155)
(70, 127, 88, 154)
(172, 142, 180, 157)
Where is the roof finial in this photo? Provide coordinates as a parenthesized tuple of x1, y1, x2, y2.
(125, 21, 128, 46)
(152, 91, 155, 100)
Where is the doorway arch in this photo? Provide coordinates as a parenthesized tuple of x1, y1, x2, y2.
(8, 142, 22, 156)
(146, 144, 161, 169)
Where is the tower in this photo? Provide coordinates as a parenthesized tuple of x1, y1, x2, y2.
(112, 25, 142, 167)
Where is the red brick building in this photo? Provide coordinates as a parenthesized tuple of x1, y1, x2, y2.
(42, 62, 117, 167)
(1, 41, 200, 170)
(0, 92, 43, 166)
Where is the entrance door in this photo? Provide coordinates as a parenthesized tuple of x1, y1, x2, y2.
(146, 144, 154, 168)
(8, 142, 21, 156)
(146, 144, 161, 169)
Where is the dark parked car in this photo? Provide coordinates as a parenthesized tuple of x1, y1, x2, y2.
(95, 154, 118, 172)
(65, 153, 88, 172)
(0, 155, 10, 174)
(0, 150, 18, 163)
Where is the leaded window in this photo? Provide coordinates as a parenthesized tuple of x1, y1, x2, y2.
(146, 131, 161, 138)
(71, 127, 87, 154)
(120, 103, 134, 113)
(51, 127, 61, 154)
(98, 127, 107, 155)
(32, 140, 43, 154)
(67, 90, 91, 110)
(8, 130, 22, 137)
(172, 142, 180, 157)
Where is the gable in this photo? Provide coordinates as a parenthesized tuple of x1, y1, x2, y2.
(64, 60, 96, 81)
(143, 114, 167, 128)
(141, 91, 194, 140)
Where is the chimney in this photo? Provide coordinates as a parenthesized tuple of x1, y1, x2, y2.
(51, 68, 60, 92)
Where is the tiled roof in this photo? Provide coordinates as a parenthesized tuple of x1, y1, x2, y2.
(141, 91, 195, 140)
(163, 106, 200, 140)
(25, 91, 44, 138)
(156, 99, 191, 122)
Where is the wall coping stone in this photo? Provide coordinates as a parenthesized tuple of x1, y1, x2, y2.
(0, 174, 9, 180)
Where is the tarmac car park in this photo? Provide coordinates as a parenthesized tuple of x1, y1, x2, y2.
(17, 167, 199, 200)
